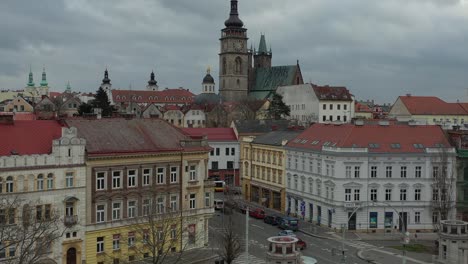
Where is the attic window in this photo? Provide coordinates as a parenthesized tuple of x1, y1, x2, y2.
(413, 143, 425, 149)
(368, 143, 380, 149)
(149, 96, 153, 100)
(323, 141, 331, 146)
(182, 97, 186, 100)
(293, 138, 301, 143)
(122, 96, 126, 100)
(330, 142, 337, 147)
(116, 95, 120, 100)
(311, 140, 320, 145)
(138, 96, 142, 100)
(434, 143, 445, 148)
(391, 143, 401, 149)
(300, 139, 308, 144)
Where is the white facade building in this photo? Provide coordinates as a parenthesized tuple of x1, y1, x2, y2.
(0, 119, 87, 264)
(183, 107, 207, 128)
(277, 83, 355, 125)
(285, 122, 456, 232)
(182, 128, 240, 186)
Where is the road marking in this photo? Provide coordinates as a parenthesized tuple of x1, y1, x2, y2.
(251, 224, 264, 230)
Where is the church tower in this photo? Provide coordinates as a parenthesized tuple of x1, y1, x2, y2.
(146, 71, 158, 91)
(219, 0, 249, 102)
(38, 67, 49, 96)
(100, 69, 113, 104)
(202, 67, 215, 94)
(254, 34, 272, 68)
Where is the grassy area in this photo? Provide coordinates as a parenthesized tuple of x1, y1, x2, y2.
(390, 244, 431, 253)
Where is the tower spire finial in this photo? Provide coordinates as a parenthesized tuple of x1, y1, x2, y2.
(27, 65, 35, 87)
(207, 66, 211, 74)
(224, 0, 244, 28)
(40, 65, 48, 86)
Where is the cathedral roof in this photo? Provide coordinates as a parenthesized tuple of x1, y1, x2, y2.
(249, 65, 299, 99)
(203, 73, 215, 84)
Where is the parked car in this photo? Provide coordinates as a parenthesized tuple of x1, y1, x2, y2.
(296, 238, 307, 250)
(264, 215, 276, 225)
(249, 208, 266, 219)
(278, 230, 296, 237)
(274, 216, 284, 226)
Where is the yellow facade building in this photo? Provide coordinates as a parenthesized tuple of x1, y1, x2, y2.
(241, 129, 301, 213)
(67, 119, 214, 264)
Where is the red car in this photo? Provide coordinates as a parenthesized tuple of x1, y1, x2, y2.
(296, 238, 307, 250)
(249, 208, 265, 219)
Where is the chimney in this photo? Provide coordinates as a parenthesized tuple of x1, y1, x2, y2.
(406, 93, 411, 97)
(0, 113, 14, 125)
(93, 108, 102, 120)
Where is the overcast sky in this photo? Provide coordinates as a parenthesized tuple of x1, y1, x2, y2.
(1, 0, 468, 103)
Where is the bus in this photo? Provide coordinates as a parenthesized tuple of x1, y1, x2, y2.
(279, 217, 299, 231)
(214, 181, 225, 192)
(214, 199, 224, 210)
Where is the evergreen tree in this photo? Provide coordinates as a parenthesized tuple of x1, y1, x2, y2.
(77, 102, 93, 116)
(92, 87, 113, 116)
(268, 92, 290, 120)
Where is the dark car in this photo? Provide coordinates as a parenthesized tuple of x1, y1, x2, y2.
(274, 216, 284, 226)
(264, 215, 276, 225)
(296, 238, 307, 250)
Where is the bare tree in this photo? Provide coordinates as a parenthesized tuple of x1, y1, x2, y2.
(98, 191, 205, 264)
(217, 215, 242, 264)
(0, 197, 65, 264)
(431, 148, 457, 232)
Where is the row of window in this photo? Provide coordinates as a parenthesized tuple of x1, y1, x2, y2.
(115, 95, 192, 101)
(433, 117, 465, 124)
(95, 193, 210, 223)
(322, 115, 348, 122)
(250, 165, 283, 184)
(288, 158, 445, 179)
(322, 103, 348, 111)
(244, 149, 283, 165)
(210, 147, 236, 157)
(211, 161, 234, 170)
(95, 166, 196, 191)
(0, 172, 75, 194)
(345, 188, 423, 202)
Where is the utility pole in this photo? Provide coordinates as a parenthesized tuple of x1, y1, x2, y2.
(246, 206, 250, 263)
(341, 223, 346, 263)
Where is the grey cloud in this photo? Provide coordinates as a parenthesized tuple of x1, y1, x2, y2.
(0, 0, 467, 103)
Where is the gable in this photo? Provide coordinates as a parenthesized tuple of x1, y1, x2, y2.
(388, 97, 411, 117)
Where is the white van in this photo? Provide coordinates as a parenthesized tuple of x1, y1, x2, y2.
(214, 199, 224, 210)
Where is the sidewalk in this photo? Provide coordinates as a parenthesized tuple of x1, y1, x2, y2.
(233, 197, 438, 242)
(157, 247, 220, 264)
(358, 247, 435, 264)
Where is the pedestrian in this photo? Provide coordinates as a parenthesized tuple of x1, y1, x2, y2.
(414, 233, 418, 241)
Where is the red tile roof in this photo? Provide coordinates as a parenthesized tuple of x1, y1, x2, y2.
(66, 118, 209, 156)
(0, 120, 62, 156)
(287, 123, 450, 153)
(163, 105, 182, 111)
(398, 95, 468, 115)
(13, 112, 37, 120)
(112, 88, 195, 104)
(181, 128, 238, 141)
(49, 92, 62, 99)
(355, 102, 372, 113)
(312, 84, 352, 101)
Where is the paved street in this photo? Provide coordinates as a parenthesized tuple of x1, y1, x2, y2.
(209, 192, 438, 264)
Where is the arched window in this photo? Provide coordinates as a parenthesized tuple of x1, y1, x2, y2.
(6, 176, 13, 193)
(235, 57, 242, 74)
(47, 173, 54, 189)
(122, 96, 126, 100)
(149, 96, 153, 100)
(138, 96, 142, 100)
(222, 58, 227, 75)
(116, 95, 121, 100)
(37, 174, 44, 191)
(132, 96, 137, 100)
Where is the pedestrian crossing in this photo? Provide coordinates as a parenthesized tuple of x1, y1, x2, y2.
(341, 239, 376, 250)
(233, 252, 266, 264)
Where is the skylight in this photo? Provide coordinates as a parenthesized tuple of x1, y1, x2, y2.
(293, 138, 301, 143)
(390, 143, 401, 149)
(434, 143, 445, 148)
(311, 140, 320, 145)
(368, 143, 380, 149)
(323, 141, 331, 146)
(413, 143, 425, 149)
(301, 139, 308, 144)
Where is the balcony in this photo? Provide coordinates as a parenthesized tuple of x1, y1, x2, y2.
(64, 215, 78, 227)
